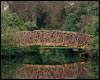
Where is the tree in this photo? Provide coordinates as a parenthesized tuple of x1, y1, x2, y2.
(63, 1, 99, 32)
(1, 10, 23, 34)
(84, 1, 99, 78)
(8, 1, 72, 29)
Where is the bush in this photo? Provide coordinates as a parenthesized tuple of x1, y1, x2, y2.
(1, 10, 38, 32)
(86, 36, 99, 79)
(1, 10, 22, 32)
(1, 26, 25, 56)
(23, 21, 38, 31)
(85, 16, 99, 36)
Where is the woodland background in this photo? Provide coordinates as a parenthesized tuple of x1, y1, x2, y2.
(1, 1, 99, 79)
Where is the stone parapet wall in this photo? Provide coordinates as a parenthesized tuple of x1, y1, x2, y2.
(17, 30, 92, 48)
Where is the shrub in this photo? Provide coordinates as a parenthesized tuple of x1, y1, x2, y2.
(23, 21, 38, 31)
(1, 10, 22, 29)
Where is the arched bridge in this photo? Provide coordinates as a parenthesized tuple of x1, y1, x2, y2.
(17, 30, 92, 49)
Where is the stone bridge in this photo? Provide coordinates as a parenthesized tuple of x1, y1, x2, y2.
(2, 30, 92, 79)
(17, 30, 92, 49)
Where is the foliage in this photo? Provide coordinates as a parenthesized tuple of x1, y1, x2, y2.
(23, 21, 38, 31)
(87, 36, 99, 79)
(36, 11, 48, 29)
(1, 55, 24, 79)
(85, 18, 99, 36)
(84, 2, 99, 78)
(64, 13, 80, 32)
(1, 10, 22, 32)
(63, 2, 87, 32)
(90, 37, 99, 57)
(24, 53, 43, 64)
(63, 1, 99, 33)
(23, 45, 40, 53)
(22, 45, 43, 64)
(1, 1, 99, 79)
(85, 15, 99, 36)
(40, 49, 83, 65)
(9, 1, 71, 29)
(1, 9, 26, 79)
(1, 10, 38, 32)
(1, 26, 25, 56)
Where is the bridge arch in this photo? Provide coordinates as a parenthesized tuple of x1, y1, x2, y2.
(15, 30, 92, 79)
